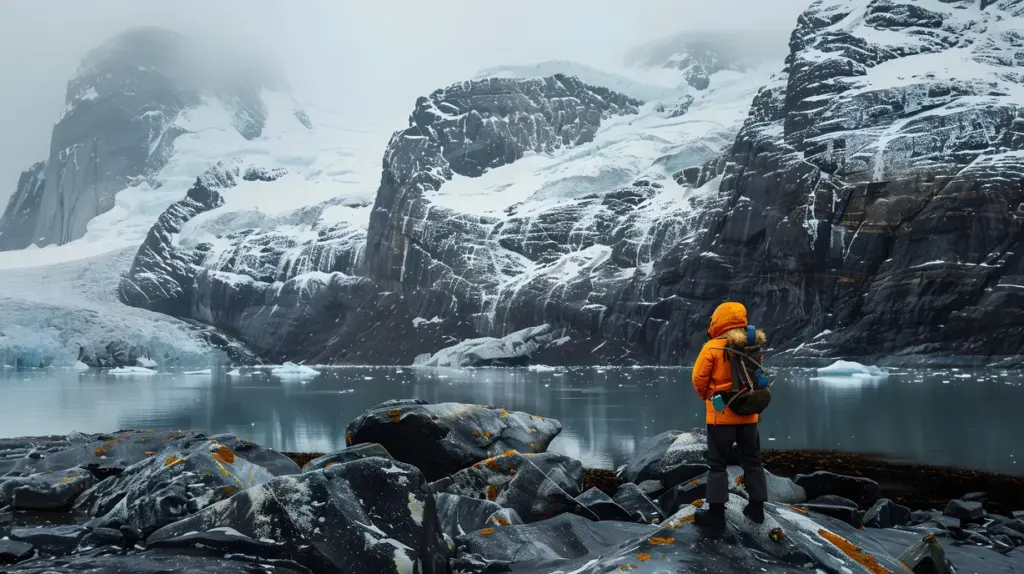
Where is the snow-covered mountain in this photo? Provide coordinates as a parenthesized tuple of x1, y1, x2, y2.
(0, 26, 388, 367)
(6, 0, 1024, 368)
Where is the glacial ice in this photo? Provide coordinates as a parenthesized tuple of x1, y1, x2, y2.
(107, 366, 157, 376)
(0, 248, 212, 368)
(815, 360, 888, 378)
(414, 325, 555, 368)
(271, 362, 320, 380)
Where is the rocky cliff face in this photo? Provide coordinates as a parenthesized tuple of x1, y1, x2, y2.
(119, 76, 643, 364)
(651, 0, 1024, 364)
(118, 0, 1024, 366)
(0, 27, 280, 251)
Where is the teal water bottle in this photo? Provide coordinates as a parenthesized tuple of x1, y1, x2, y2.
(711, 393, 727, 413)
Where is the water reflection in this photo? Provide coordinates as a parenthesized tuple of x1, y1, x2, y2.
(0, 366, 1021, 474)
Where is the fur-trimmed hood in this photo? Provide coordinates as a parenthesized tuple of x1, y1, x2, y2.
(723, 327, 767, 349)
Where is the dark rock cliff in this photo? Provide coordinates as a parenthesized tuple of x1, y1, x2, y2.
(119, 0, 1024, 366)
(0, 27, 281, 251)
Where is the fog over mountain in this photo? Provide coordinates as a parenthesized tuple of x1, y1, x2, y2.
(0, 0, 807, 206)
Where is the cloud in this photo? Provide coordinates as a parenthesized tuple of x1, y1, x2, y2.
(0, 0, 813, 205)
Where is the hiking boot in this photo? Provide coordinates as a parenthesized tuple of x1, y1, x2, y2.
(743, 501, 765, 524)
(694, 502, 726, 530)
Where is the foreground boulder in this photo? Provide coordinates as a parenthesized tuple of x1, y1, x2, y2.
(618, 430, 709, 491)
(346, 399, 562, 481)
(74, 439, 274, 536)
(0, 467, 95, 511)
(0, 430, 299, 479)
(148, 457, 450, 573)
(430, 450, 595, 523)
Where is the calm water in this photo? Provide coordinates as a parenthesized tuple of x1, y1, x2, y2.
(0, 366, 1022, 475)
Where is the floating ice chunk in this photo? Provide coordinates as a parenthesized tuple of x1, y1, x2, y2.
(816, 360, 887, 377)
(184, 368, 213, 375)
(527, 364, 557, 372)
(136, 357, 158, 368)
(271, 361, 320, 379)
(72, 361, 90, 371)
(226, 368, 242, 376)
(108, 366, 157, 376)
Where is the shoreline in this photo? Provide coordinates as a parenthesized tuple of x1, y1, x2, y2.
(281, 448, 1024, 514)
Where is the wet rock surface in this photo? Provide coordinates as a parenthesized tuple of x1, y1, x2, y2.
(1, 402, 1022, 572)
(345, 399, 563, 481)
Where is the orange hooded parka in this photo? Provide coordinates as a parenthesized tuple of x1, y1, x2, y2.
(691, 302, 766, 425)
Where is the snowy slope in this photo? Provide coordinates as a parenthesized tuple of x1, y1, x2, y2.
(0, 248, 212, 367)
(0, 27, 392, 366)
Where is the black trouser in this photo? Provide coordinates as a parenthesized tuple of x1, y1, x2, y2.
(706, 423, 767, 505)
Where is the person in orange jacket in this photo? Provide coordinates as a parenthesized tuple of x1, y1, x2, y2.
(691, 301, 768, 529)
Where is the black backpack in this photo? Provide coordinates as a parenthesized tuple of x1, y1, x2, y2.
(710, 326, 772, 416)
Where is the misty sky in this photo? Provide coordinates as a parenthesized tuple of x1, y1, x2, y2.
(0, 0, 812, 204)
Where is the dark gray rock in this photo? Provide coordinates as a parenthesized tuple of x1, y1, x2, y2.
(205, 433, 300, 476)
(0, 430, 296, 481)
(619, 429, 709, 487)
(74, 439, 274, 537)
(793, 471, 879, 507)
(611, 482, 664, 524)
(0, 467, 95, 510)
(346, 399, 562, 481)
(451, 513, 658, 573)
(656, 473, 708, 516)
(9, 525, 87, 557)
(796, 503, 864, 529)
(434, 492, 523, 540)
(300, 443, 392, 473)
(0, 27, 286, 251)
(148, 457, 450, 573)
(863, 498, 912, 529)
(574, 487, 633, 522)
(944, 499, 985, 524)
(0, 540, 35, 566)
(895, 533, 954, 574)
(809, 494, 861, 509)
(430, 450, 577, 498)
(5, 545, 311, 573)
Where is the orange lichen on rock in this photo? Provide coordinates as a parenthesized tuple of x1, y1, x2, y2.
(102, 439, 118, 446)
(163, 455, 184, 467)
(648, 536, 675, 545)
(692, 499, 704, 508)
(486, 485, 498, 500)
(345, 432, 353, 446)
(499, 409, 509, 418)
(636, 553, 651, 562)
(482, 430, 492, 439)
(530, 442, 537, 450)
(211, 445, 236, 464)
(472, 430, 480, 437)
(143, 451, 156, 456)
(94, 447, 107, 457)
(324, 461, 337, 469)
(488, 515, 511, 527)
(530, 427, 537, 433)
(734, 474, 745, 485)
(788, 505, 808, 514)
(387, 408, 402, 423)
(479, 527, 495, 536)
(818, 529, 896, 574)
